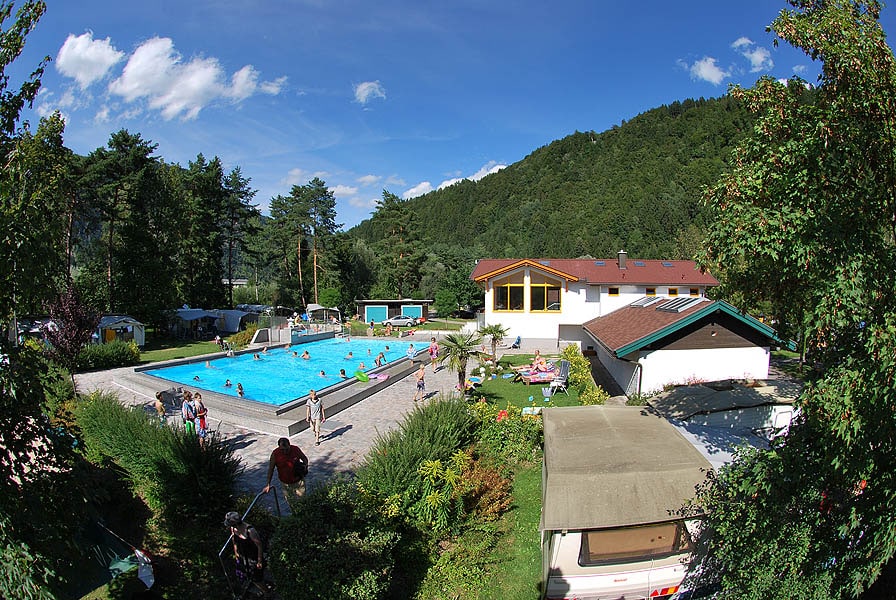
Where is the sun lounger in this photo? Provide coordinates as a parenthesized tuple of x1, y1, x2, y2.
(519, 370, 557, 385)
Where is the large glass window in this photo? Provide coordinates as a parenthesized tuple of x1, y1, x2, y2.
(578, 521, 694, 566)
(494, 284, 524, 311)
(531, 284, 561, 311)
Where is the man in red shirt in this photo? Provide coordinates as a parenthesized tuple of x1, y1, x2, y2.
(263, 437, 308, 505)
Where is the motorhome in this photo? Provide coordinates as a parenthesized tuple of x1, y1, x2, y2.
(540, 406, 709, 600)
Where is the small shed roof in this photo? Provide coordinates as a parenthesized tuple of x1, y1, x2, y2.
(583, 298, 794, 357)
(98, 315, 143, 328)
(540, 406, 710, 532)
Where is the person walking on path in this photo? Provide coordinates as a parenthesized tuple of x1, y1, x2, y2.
(306, 390, 326, 446)
(428, 337, 439, 372)
(224, 511, 267, 596)
(413, 363, 426, 402)
(263, 437, 309, 505)
(181, 393, 196, 434)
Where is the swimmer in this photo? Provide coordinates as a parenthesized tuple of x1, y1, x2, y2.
(345, 351, 354, 360)
(205, 360, 212, 368)
(227, 349, 234, 357)
(375, 352, 385, 367)
(301, 350, 310, 360)
(292, 351, 298, 357)
(384, 345, 390, 351)
(262, 347, 268, 354)
(319, 370, 326, 377)
(193, 375, 201, 381)
(339, 369, 347, 379)
(367, 348, 372, 356)
(253, 353, 261, 360)
(224, 379, 232, 387)
(358, 362, 366, 370)
(237, 382, 244, 397)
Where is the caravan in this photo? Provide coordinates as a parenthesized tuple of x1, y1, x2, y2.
(540, 406, 708, 600)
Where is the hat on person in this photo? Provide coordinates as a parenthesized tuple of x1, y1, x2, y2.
(224, 511, 242, 527)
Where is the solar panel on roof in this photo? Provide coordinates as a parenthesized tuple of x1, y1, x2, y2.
(662, 261, 673, 267)
(633, 261, 646, 267)
(594, 261, 605, 266)
(630, 296, 665, 307)
(657, 297, 704, 313)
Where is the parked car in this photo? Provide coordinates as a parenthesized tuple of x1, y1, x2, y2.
(382, 315, 418, 327)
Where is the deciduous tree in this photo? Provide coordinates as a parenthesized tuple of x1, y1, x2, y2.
(692, 2, 896, 597)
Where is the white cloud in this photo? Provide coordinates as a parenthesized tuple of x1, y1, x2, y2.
(260, 76, 287, 95)
(56, 32, 124, 89)
(94, 105, 111, 123)
(731, 37, 773, 72)
(437, 161, 507, 190)
(403, 181, 432, 199)
(731, 36, 752, 50)
(357, 174, 381, 186)
(349, 196, 379, 209)
(106, 36, 285, 121)
(229, 65, 258, 101)
(688, 57, 729, 85)
(793, 64, 807, 74)
(354, 80, 386, 105)
(331, 184, 358, 197)
(282, 167, 330, 187)
(385, 175, 405, 187)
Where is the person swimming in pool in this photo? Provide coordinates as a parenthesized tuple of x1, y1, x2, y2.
(224, 379, 232, 387)
(358, 362, 366, 370)
(339, 369, 347, 379)
(237, 382, 244, 397)
(319, 370, 326, 377)
(301, 350, 310, 360)
(345, 351, 354, 360)
(374, 352, 385, 367)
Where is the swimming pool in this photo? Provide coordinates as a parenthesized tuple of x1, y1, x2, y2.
(145, 337, 419, 406)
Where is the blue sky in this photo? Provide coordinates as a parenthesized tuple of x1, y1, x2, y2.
(15, 1, 896, 228)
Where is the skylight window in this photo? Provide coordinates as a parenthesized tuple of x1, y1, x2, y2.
(594, 261, 605, 266)
(633, 261, 646, 267)
(662, 261, 673, 267)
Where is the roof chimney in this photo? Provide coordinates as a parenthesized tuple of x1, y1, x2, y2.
(617, 250, 627, 269)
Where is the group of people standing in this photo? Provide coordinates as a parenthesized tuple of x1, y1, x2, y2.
(152, 390, 211, 446)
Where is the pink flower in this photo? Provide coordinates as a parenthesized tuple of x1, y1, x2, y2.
(496, 409, 509, 422)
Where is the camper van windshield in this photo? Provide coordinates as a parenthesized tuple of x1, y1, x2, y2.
(578, 520, 694, 566)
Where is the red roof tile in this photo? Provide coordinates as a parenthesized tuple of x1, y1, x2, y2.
(583, 298, 712, 353)
(471, 257, 718, 286)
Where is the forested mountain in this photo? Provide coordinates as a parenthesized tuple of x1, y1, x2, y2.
(351, 95, 753, 260)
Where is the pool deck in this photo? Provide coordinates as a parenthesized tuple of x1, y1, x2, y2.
(74, 334, 539, 514)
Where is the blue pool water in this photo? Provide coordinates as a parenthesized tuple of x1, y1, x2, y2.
(145, 337, 419, 405)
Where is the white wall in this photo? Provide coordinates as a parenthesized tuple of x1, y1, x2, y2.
(593, 339, 639, 395)
(638, 346, 770, 395)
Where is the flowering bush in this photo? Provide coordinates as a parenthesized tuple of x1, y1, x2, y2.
(470, 401, 543, 465)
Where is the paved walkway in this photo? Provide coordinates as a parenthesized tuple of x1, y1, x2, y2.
(74, 338, 534, 514)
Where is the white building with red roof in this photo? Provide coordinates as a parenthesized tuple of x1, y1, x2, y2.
(470, 251, 719, 345)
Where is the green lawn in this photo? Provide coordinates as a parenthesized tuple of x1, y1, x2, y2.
(139, 338, 220, 364)
(467, 353, 580, 408)
(481, 463, 544, 600)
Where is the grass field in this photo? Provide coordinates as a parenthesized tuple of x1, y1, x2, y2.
(481, 463, 544, 599)
(139, 337, 219, 364)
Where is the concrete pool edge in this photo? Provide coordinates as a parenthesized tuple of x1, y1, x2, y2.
(118, 354, 423, 436)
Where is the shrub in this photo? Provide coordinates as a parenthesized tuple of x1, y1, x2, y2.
(357, 396, 475, 516)
(408, 452, 470, 535)
(469, 401, 543, 465)
(75, 392, 241, 530)
(226, 323, 257, 349)
(76, 340, 140, 371)
(463, 459, 513, 523)
(560, 344, 594, 392)
(269, 478, 401, 600)
(579, 384, 610, 406)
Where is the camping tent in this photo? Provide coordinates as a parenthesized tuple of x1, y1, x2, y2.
(97, 315, 146, 347)
(214, 309, 255, 333)
(172, 308, 219, 338)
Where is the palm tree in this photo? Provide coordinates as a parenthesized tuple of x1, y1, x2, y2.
(479, 323, 508, 361)
(439, 331, 483, 391)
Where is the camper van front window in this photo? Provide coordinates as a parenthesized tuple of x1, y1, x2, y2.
(578, 521, 693, 566)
